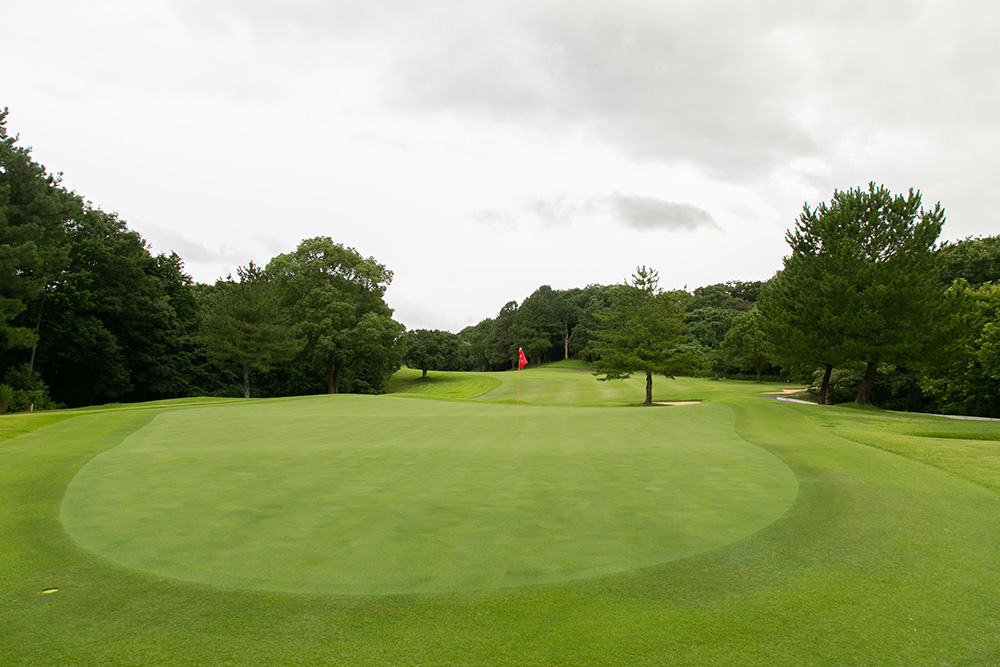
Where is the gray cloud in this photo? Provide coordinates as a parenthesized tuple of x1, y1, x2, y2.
(492, 192, 717, 232)
(137, 222, 251, 269)
(605, 194, 719, 232)
(179, 0, 1000, 190)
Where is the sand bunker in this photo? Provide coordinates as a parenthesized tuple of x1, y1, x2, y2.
(762, 388, 809, 395)
(653, 401, 701, 406)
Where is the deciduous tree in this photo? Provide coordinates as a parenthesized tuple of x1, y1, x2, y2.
(404, 329, 464, 379)
(267, 237, 401, 394)
(722, 308, 771, 382)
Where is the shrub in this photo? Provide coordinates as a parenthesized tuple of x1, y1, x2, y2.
(0, 384, 13, 414)
(2, 365, 59, 412)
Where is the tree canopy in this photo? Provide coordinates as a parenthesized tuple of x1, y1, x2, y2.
(761, 184, 945, 404)
(201, 262, 300, 398)
(266, 237, 402, 394)
(404, 329, 466, 379)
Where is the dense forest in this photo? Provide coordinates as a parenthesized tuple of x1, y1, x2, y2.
(3, 110, 999, 416)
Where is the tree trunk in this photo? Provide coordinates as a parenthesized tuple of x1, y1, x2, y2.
(563, 322, 569, 360)
(242, 364, 250, 398)
(644, 371, 653, 406)
(332, 360, 343, 394)
(855, 360, 878, 405)
(28, 296, 44, 373)
(818, 363, 833, 405)
(421, 367, 428, 379)
(326, 354, 336, 394)
(755, 359, 762, 383)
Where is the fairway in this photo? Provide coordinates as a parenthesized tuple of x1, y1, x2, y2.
(61, 396, 796, 594)
(5, 367, 1000, 665)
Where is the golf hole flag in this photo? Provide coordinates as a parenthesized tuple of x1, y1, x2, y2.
(516, 348, 527, 426)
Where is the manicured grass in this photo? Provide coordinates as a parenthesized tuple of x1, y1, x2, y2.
(470, 367, 805, 406)
(3, 372, 1000, 665)
(385, 367, 502, 399)
(61, 397, 796, 595)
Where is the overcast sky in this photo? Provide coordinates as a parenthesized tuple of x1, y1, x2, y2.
(5, 0, 998, 331)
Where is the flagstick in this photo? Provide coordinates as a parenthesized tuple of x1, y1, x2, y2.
(516, 364, 521, 427)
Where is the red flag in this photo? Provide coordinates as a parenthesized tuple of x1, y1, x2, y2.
(518, 348, 528, 370)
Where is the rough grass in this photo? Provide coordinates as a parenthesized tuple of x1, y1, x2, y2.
(2, 371, 1000, 665)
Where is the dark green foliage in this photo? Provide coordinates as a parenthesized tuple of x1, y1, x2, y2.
(920, 282, 1000, 417)
(817, 364, 932, 412)
(567, 284, 613, 361)
(0, 384, 12, 413)
(0, 108, 78, 356)
(266, 237, 403, 394)
(201, 263, 300, 398)
(478, 300, 520, 369)
(687, 282, 756, 313)
(404, 329, 466, 378)
(761, 183, 945, 405)
(28, 208, 192, 406)
(591, 267, 694, 405)
(458, 319, 495, 371)
(683, 281, 762, 376)
(510, 285, 561, 366)
(686, 307, 739, 349)
(722, 308, 771, 382)
(937, 235, 1000, 286)
(727, 280, 766, 304)
(2, 363, 58, 412)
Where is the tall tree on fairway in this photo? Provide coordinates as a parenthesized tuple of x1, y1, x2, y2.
(762, 183, 945, 405)
(201, 262, 299, 398)
(590, 266, 692, 405)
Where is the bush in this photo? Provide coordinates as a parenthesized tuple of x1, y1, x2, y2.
(0, 384, 13, 414)
(2, 364, 59, 412)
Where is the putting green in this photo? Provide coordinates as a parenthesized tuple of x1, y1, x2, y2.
(61, 394, 797, 595)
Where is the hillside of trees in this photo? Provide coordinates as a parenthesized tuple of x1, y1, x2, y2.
(3, 110, 1000, 416)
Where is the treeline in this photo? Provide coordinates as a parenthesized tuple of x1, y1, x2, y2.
(0, 110, 403, 410)
(407, 189, 1000, 417)
(405, 281, 767, 377)
(405, 280, 763, 371)
(4, 110, 1000, 417)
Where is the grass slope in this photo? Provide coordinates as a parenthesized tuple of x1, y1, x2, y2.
(2, 370, 1000, 665)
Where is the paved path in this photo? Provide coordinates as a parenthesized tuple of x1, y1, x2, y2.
(770, 394, 1000, 421)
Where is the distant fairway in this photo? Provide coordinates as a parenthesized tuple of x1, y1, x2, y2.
(390, 364, 789, 406)
(4, 367, 1000, 665)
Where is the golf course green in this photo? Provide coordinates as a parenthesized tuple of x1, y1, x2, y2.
(3, 367, 1000, 665)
